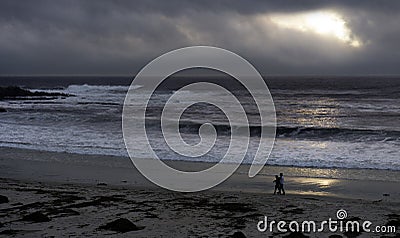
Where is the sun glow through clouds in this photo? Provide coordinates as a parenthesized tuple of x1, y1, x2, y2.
(270, 11, 361, 47)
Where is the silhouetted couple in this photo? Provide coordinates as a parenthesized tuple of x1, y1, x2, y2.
(273, 173, 285, 195)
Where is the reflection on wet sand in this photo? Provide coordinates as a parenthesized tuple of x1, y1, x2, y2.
(287, 177, 339, 196)
(284, 176, 400, 201)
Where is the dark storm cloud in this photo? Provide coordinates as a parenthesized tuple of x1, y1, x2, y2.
(0, 0, 399, 75)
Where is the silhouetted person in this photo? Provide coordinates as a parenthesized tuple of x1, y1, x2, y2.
(279, 173, 285, 195)
(273, 175, 281, 195)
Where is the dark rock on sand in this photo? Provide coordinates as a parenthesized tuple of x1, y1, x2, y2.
(212, 202, 256, 213)
(0, 195, 9, 203)
(100, 218, 144, 233)
(386, 213, 400, 228)
(231, 231, 247, 238)
(0, 86, 72, 100)
(22, 211, 51, 223)
(385, 219, 400, 228)
(0, 107, 6, 112)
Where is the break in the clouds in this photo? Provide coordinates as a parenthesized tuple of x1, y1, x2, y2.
(0, 0, 400, 75)
(268, 11, 362, 47)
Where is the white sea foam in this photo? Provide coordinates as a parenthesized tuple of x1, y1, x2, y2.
(0, 83, 399, 171)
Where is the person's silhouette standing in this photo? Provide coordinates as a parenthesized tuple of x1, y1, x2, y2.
(273, 175, 281, 195)
(279, 173, 286, 195)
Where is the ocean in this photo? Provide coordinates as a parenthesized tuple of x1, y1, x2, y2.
(0, 76, 399, 171)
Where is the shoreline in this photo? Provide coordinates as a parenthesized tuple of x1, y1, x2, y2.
(1, 145, 399, 179)
(1, 143, 399, 173)
(1, 146, 399, 202)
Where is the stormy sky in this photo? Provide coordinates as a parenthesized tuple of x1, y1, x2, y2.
(0, 0, 399, 75)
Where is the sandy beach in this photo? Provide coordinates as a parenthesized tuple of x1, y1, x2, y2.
(0, 147, 399, 237)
